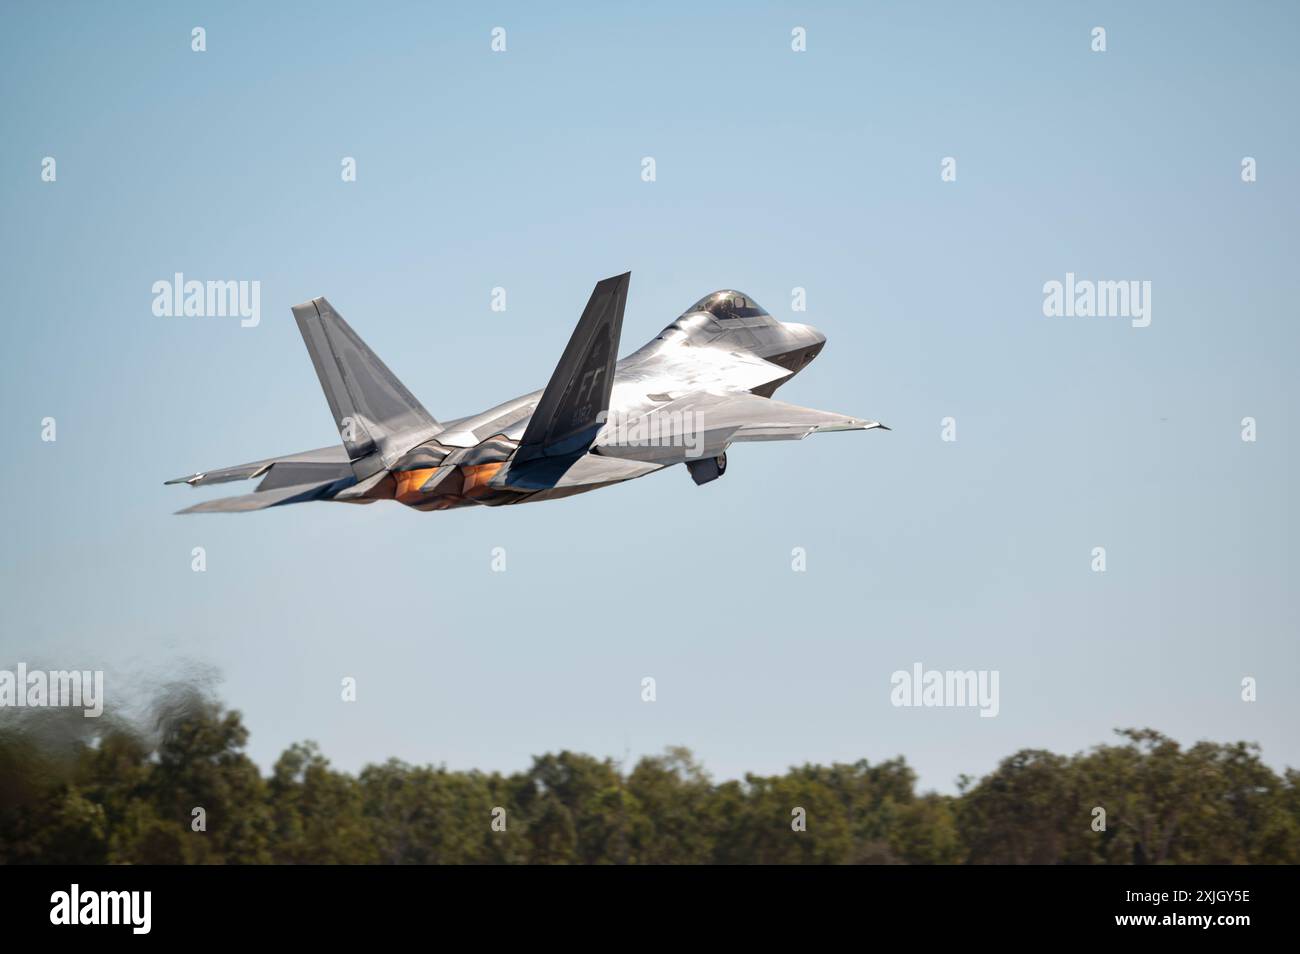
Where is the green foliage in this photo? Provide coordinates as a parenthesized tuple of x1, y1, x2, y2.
(1, 707, 1296, 864)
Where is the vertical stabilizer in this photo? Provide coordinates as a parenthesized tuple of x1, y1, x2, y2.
(291, 297, 441, 478)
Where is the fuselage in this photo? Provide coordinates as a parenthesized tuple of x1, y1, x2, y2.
(384, 291, 826, 511)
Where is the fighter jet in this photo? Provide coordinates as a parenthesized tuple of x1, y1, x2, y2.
(167, 273, 886, 513)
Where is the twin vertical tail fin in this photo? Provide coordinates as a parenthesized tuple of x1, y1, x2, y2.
(291, 297, 441, 478)
(515, 272, 629, 462)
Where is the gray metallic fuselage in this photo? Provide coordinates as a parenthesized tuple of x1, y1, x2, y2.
(393, 303, 827, 509)
(168, 281, 881, 515)
(440, 310, 825, 448)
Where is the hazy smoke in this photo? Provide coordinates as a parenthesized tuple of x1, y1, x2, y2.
(0, 658, 223, 801)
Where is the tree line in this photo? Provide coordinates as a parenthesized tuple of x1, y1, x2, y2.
(1, 698, 1296, 864)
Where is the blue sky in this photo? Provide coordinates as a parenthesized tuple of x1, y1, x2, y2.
(1, 1, 1296, 792)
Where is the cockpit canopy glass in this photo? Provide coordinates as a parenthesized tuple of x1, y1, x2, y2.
(684, 290, 769, 321)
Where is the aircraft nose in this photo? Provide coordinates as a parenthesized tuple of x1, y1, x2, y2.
(785, 322, 826, 347)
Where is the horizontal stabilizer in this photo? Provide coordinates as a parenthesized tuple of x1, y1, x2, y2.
(166, 445, 351, 487)
(174, 478, 352, 514)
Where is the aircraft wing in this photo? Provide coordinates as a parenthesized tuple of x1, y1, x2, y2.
(690, 391, 886, 442)
(608, 390, 884, 446)
(594, 390, 885, 466)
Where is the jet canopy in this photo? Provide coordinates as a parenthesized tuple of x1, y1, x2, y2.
(684, 290, 770, 321)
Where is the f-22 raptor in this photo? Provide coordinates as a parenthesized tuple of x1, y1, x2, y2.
(168, 273, 886, 513)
